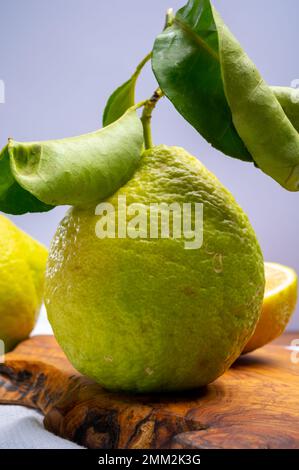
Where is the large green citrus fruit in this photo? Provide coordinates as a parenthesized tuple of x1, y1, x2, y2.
(45, 146, 265, 392)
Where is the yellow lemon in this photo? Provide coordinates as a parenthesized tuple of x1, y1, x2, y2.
(0, 215, 48, 352)
(243, 262, 298, 353)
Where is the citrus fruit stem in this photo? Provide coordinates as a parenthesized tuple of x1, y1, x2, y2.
(141, 88, 164, 149)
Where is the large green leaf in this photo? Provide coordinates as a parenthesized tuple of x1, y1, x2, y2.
(2, 108, 143, 212)
(152, 0, 299, 191)
(152, 0, 252, 162)
(216, 8, 299, 191)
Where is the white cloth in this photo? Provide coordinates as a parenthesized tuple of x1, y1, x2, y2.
(0, 406, 83, 449)
(0, 306, 84, 449)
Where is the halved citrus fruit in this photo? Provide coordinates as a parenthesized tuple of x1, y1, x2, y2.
(243, 262, 298, 353)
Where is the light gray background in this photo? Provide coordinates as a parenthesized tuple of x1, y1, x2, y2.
(0, 0, 298, 329)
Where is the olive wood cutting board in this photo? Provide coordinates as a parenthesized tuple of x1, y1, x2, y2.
(0, 334, 298, 449)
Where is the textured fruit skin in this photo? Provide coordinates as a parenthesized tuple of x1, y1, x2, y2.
(45, 146, 265, 392)
(243, 262, 298, 354)
(0, 216, 48, 352)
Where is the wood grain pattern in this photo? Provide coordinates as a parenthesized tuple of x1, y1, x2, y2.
(0, 334, 298, 449)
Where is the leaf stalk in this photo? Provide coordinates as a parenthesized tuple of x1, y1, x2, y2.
(141, 88, 164, 149)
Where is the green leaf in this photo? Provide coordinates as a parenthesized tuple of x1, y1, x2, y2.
(102, 53, 151, 127)
(152, 0, 299, 191)
(272, 87, 299, 133)
(103, 78, 137, 127)
(0, 145, 53, 215)
(216, 8, 299, 191)
(152, 0, 252, 162)
(4, 108, 143, 212)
